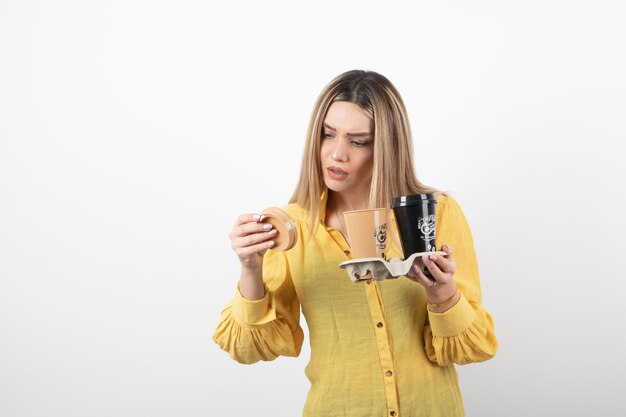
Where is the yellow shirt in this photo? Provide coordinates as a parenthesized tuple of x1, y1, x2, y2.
(213, 193, 498, 417)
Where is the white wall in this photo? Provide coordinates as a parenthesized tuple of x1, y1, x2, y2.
(1, 1, 625, 416)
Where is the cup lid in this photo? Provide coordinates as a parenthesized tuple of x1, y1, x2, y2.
(260, 207, 297, 251)
(391, 193, 437, 208)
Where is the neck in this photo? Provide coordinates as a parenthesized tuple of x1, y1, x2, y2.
(330, 190, 369, 213)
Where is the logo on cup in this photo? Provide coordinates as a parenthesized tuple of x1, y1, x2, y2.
(374, 223, 387, 250)
(418, 215, 436, 242)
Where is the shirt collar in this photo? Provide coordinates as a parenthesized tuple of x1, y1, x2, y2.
(319, 187, 329, 223)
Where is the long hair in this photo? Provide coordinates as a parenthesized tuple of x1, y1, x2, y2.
(289, 70, 440, 234)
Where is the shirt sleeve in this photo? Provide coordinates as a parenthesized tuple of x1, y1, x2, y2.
(212, 248, 304, 364)
(423, 196, 499, 366)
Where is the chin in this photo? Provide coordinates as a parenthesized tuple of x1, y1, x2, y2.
(323, 178, 350, 193)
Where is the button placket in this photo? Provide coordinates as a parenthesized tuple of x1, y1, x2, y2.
(364, 282, 399, 415)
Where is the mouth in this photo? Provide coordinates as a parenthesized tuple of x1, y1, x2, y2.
(327, 166, 348, 180)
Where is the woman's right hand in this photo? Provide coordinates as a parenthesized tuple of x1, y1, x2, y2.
(229, 213, 277, 271)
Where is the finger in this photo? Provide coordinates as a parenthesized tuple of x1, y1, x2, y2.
(440, 244, 455, 263)
(235, 221, 274, 238)
(441, 244, 453, 255)
(406, 264, 435, 288)
(236, 239, 275, 258)
(234, 213, 262, 227)
(233, 229, 278, 249)
(428, 253, 456, 274)
(423, 254, 448, 282)
(405, 267, 421, 283)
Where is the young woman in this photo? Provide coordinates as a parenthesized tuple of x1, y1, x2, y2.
(213, 70, 498, 417)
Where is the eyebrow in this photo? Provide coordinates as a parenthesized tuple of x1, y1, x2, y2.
(323, 123, 372, 138)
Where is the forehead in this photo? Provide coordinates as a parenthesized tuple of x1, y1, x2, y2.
(323, 101, 372, 131)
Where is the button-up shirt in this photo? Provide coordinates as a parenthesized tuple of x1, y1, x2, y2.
(213, 192, 498, 417)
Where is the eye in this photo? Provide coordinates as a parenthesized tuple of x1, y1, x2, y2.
(351, 140, 369, 147)
(322, 131, 333, 139)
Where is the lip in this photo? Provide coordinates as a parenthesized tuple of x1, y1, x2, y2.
(327, 166, 348, 180)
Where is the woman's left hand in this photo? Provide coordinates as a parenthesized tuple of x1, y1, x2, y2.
(407, 244, 458, 304)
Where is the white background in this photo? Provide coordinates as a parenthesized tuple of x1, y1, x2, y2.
(1, 1, 625, 416)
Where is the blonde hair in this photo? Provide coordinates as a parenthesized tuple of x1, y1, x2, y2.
(289, 70, 440, 234)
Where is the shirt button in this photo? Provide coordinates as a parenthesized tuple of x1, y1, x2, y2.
(377, 322, 384, 328)
(344, 249, 350, 255)
(390, 411, 397, 416)
(386, 370, 393, 377)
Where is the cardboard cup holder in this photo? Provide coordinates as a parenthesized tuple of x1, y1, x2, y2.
(339, 251, 447, 283)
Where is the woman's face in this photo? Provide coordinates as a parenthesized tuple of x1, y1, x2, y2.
(320, 101, 374, 197)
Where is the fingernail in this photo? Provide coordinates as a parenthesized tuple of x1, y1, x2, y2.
(430, 255, 438, 261)
(253, 214, 261, 221)
(268, 229, 277, 236)
(268, 240, 275, 247)
(262, 223, 272, 230)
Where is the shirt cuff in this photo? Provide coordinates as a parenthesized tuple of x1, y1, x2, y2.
(428, 293, 477, 338)
(231, 286, 277, 327)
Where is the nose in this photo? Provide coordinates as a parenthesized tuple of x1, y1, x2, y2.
(331, 139, 348, 162)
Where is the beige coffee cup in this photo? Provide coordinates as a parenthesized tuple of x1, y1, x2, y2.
(342, 208, 389, 259)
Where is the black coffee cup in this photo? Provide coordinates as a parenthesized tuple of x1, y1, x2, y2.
(391, 193, 438, 277)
